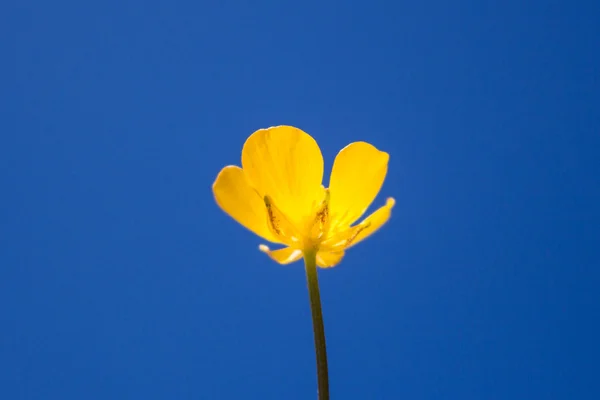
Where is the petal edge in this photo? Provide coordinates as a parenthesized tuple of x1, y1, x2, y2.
(316, 250, 345, 268)
(346, 197, 395, 249)
(259, 245, 303, 265)
(328, 141, 389, 229)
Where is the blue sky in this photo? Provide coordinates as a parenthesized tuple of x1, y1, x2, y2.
(3, 1, 600, 399)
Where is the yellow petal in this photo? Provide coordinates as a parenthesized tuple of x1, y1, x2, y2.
(320, 222, 372, 251)
(264, 195, 303, 246)
(346, 197, 395, 249)
(242, 126, 324, 225)
(259, 244, 303, 265)
(212, 166, 281, 243)
(328, 142, 389, 229)
(316, 250, 345, 268)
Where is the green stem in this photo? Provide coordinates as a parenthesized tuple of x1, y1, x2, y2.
(304, 251, 329, 400)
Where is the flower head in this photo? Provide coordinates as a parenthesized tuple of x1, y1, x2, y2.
(212, 126, 395, 267)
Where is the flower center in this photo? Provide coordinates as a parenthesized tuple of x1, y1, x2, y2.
(263, 190, 332, 251)
(263, 190, 373, 253)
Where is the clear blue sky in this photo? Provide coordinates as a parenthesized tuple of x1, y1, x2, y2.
(3, 1, 599, 399)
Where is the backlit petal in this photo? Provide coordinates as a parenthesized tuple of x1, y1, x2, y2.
(242, 126, 324, 225)
(316, 250, 345, 268)
(259, 245, 303, 265)
(264, 195, 303, 246)
(346, 198, 395, 249)
(328, 142, 389, 229)
(212, 166, 281, 243)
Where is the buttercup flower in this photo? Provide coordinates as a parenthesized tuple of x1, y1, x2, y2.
(213, 125, 394, 398)
(212, 125, 394, 268)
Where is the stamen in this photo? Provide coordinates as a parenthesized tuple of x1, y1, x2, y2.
(310, 189, 330, 239)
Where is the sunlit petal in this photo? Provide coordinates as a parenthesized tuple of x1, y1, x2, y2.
(346, 198, 395, 249)
(316, 250, 345, 268)
(242, 126, 324, 225)
(328, 142, 389, 229)
(213, 166, 282, 243)
(259, 245, 303, 265)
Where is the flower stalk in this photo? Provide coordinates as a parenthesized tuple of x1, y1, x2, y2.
(304, 250, 329, 400)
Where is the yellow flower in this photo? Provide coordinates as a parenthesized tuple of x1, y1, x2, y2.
(212, 126, 395, 268)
